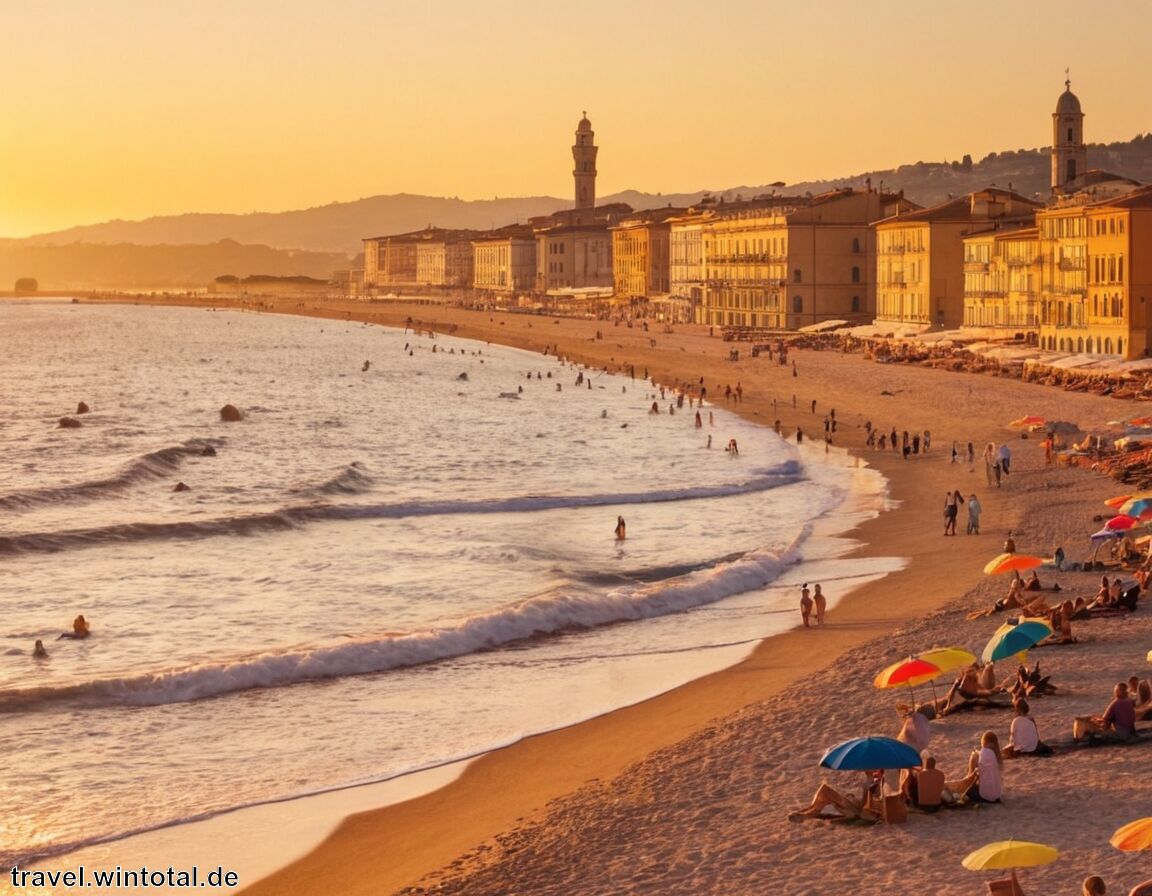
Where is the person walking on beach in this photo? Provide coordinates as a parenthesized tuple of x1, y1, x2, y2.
(944, 491, 959, 535)
(967, 494, 982, 534)
(800, 583, 813, 627)
(813, 584, 826, 625)
(982, 443, 996, 486)
(996, 442, 1012, 477)
(614, 516, 626, 540)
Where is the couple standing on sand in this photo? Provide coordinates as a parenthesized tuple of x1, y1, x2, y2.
(800, 583, 826, 627)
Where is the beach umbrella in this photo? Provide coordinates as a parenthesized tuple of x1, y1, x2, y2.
(983, 553, 1045, 575)
(1090, 527, 1124, 541)
(916, 647, 977, 674)
(819, 736, 922, 771)
(1105, 494, 1134, 509)
(1130, 417, 1152, 427)
(874, 657, 941, 691)
(1008, 415, 1046, 429)
(1111, 817, 1152, 852)
(962, 840, 1059, 891)
(981, 619, 1053, 663)
(1106, 515, 1138, 530)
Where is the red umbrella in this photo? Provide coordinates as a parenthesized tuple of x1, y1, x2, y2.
(1106, 515, 1138, 530)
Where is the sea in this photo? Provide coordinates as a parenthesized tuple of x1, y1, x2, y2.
(0, 300, 900, 873)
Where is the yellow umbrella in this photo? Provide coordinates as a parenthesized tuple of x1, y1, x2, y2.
(916, 647, 977, 675)
(962, 839, 1060, 870)
(983, 553, 1045, 575)
(1111, 817, 1152, 851)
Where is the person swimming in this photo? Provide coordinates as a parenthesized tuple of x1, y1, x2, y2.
(32, 639, 48, 659)
(615, 516, 626, 540)
(58, 614, 90, 640)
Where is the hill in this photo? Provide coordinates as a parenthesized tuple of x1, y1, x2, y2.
(0, 240, 349, 292)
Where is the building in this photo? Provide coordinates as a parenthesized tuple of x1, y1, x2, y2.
(874, 188, 1041, 331)
(668, 209, 711, 321)
(1037, 186, 1152, 357)
(700, 188, 917, 330)
(610, 208, 684, 301)
(961, 227, 1041, 333)
(534, 203, 631, 293)
(1052, 78, 1087, 197)
(362, 231, 421, 292)
(472, 225, 537, 294)
(573, 113, 598, 211)
(414, 231, 478, 288)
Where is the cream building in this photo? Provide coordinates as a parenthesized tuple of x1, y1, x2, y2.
(668, 210, 710, 321)
(362, 232, 421, 292)
(472, 225, 537, 294)
(875, 189, 1040, 331)
(610, 209, 683, 300)
(700, 188, 916, 329)
(961, 227, 1041, 332)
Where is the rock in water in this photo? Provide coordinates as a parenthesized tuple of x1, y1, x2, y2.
(220, 404, 243, 422)
(173, 481, 191, 492)
(76, 401, 90, 414)
(58, 417, 82, 428)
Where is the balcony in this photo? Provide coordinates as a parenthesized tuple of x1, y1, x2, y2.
(1059, 257, 1087, 271)
(964, 261, 990, 272)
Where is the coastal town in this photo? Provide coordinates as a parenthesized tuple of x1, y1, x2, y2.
(345, 81, 1152, 370)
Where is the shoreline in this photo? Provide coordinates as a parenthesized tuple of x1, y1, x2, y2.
(65, 296, 1152, 893)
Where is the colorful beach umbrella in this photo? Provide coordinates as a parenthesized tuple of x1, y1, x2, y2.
(981, 619, 1053, 663)
(983, 553, 1045, 575)
(962, 839, 1059, 870)
(1105, 494, 1134, 509)
(1111, 818, 1152, 852)
(1009, 415, 1046, 429)
(1106, 515, 1138, 530)
(915, 647, 977, 675)
(1120, 497, 1152, 517)
(874, 657, 942, 690)
(819, 736, 922, 771)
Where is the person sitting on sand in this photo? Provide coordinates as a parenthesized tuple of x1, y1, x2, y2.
(788, 772, 882, 822)
(1082, 876, 1106, 896)
(1074, 682, 1137, 742)
(1089, 575, 1113, 609)
(1003, 698, 1047, 757)
(1003, 532, 1016, 554)
(1041, 601, 1078, 645)
(896, 704, 931, 753)
(1133, 679, 1152, 722)
(901, 753, 953, 811)
(951, 730, 1004, 803)
(937, 664, 1009, 715)
(1024, 571, 1042, 591)
(32, 639, 48, 659)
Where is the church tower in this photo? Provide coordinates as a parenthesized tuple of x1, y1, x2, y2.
(1051, 76, 1086, 196)
(572, 112, 598, 210)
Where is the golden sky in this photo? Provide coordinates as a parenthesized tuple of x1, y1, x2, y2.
(2, 0, 1150, 238)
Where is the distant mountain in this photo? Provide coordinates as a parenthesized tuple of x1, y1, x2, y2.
(0, 239, 349, 291)
(5, 134, 1149, 290)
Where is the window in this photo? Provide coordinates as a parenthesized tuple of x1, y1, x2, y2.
(1066, 159, 1077, 182)
(793, 269, 802, 283)
(1067, 127, 1074, 142)
(851, 237, 861, 253)
(851, 295, 860, 312)
(793, 295, 803, 313)
(851, 266, 861, 283)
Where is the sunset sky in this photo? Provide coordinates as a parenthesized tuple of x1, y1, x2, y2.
(3, 0, 1150, 238)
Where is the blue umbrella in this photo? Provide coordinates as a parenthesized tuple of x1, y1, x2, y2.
(819, 735, 923, 771)
(981, 619, 1054, 663)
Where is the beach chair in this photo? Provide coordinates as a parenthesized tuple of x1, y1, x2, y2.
(985, 869, 1025, 896)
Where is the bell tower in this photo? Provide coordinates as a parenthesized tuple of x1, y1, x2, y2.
(1051, 74, 1086, 196)
(572, 112, 598, 210)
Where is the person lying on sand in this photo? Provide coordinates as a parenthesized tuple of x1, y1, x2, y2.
(788, 772, 882, 822)
(1039, 601, 1078, 645)
(934, 665, 1012, 716)
(1074, 682, 1137, 742)
(966, 580, 1052, 620)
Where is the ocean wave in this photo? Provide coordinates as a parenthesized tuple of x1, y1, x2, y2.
(0, 440, 219, 510)
(298, 462, 375, 496)
(0, 530, 806, 712)
(0, 461, 803, 556)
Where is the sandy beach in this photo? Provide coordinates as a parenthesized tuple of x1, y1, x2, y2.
(85, 296, 1152, 894)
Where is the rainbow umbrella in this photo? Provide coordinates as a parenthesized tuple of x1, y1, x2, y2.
(874, 657, 942, 690)
(1106, 515, 1138, 530)
(982, 619, 1053, 663)
(1111, 817, 1152, 852)
(1106, 494, 1134, 509)
(983, 553, 1045, 575)
(1120, 497, 1152, 517)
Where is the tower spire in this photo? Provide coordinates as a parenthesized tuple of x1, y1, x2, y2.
(572, 113, 598, 211)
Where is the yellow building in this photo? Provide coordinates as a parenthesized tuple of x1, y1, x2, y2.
(1038, 186, 1152, 357)
(668, 209, 711, 321)
(961, 227, 1041, 333)
(875, 189, 1040, 331)
(700, 188, 915, 329)
(610, 209, 683, 300)
(362, 232, 420, 292)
